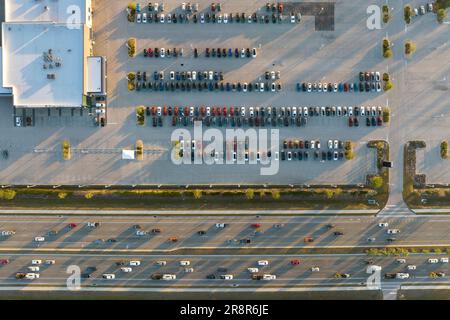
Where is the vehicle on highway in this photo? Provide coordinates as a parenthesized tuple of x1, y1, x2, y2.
(28, 266, 40, 272)
(162, 274, 176, 280)
(34, 236, 45, 242)
(378, 222, 388, 227)
(180, 260, 190, 266)
(387, 229, 400, 234)
(407, 265, 417, 270)
(45, 260, 55, 265)
(121, 267, 132, 273)
(311, 266, 320, 272)
(0, 259, 10, 265)
(428, 258, 439, 264)
(130, 260, 141, 266)
(263, 274, 276, 280)
(396, 259, 406, 264)
(291, 259, 300, 265)
(215, 223, 227, 228)
(136, 230, 147, 236)
(31, 260, 42, 265)
(441, 257, 449, 263)
(220, 274, 233, 280)
(1, 230, 15, 236)
(184, 268, 194, 273)
(25, 273, 40, 280)
(396, 273, 410, 279)
(156, 260, 167, 266)
(257, 260, 269, 266)
(87, 222, 100, 228)
(304, 236, 314, 243)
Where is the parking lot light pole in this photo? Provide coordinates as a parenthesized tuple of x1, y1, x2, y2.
(26, 185, 36, 188)
(52, 185, 61, 189)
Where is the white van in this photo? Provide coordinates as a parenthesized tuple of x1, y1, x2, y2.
(129, 260, 141, 266)
(263, 274, 276, 280)
(162, 274, 176, 280)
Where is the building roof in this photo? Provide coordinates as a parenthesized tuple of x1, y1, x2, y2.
(2, 22, 84, 107)
(87, 56, 102, 93)
(5, 0, 88, 24)
(0, 49, 13, 95)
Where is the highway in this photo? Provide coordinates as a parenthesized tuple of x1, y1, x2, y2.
(0, 215, 449, 253)
(0, 253, 449, 289)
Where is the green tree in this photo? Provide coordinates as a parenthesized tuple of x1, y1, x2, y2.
(371, 176, 383, 189)
(405, 41, 416, 56)
(437, 9, 447, 23)
(271, 190, 281, 200)
(245, 189, 255, 200)
(404, 5, 412, 24)
(193, 190, 202, 199)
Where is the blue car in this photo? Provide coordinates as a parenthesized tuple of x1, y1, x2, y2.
(136, 3, 141, 13)
(228, 48, 233, 57)
(338, 83, 344, 92)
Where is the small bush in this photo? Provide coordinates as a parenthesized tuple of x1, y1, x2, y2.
(383, 73, 390, 82)
(193, 190, 202, 199)
(344, 141, 355, 160)
(441, 140, 448, 159)
(62, 140, 71, 160)
(405, 41, 416, 56)
(58, 192, 68, 199)
(384, 81, 394, 91)
(0, 189, 16, 200)
(127, 38, 136, 57)
(245, 189, 255, 200)
(127, 72, 136, 91)
(85, 192, 94, 199)
(437, 8, 447, 23)
(271, 190, 281, 200)
(382, 5, 390, 23)
(382, 38, 393, 58)
(404, 5, 412, 24)
(136, 140, 144, 160)
(383, 107, 390, 123)
(136, 106, 145, 125)
(371, 176, 384, 189)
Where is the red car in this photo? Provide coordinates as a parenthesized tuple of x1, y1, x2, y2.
(0, 259, 9, 265)
(212, 107, 217, 116)
(222, 107, 227, 116)
(291, 259, 300, 265)
(251, 223, 261, 228)
(200, 106, 206, 116)
(304, 236, 314, 243)
(184, 106, 189, 116)
(151, 106, 157, 116)
(148, 48, 153, 57)
(230, 106, 234, 116)
(163, 106, 168, 116)
(348, 117, 353, 127)
(377, 117, 383, 126)
(68, 223, 77, 229)
(174, 106, 179, 116)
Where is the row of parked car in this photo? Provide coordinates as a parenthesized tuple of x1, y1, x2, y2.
(281, 150, 344, 161)
(136, 11, 301, 24)
(133, 81, 282, 92)
(139, 70, 225, 82)
(142, 47, 183, 58)
(297, 81, 381, 93)
(204, 47, 257, 58)
(283, 139, 344, 150)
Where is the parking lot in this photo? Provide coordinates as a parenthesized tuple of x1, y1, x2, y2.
(0, 0, 447, 187)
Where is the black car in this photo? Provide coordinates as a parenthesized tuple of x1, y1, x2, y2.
(321, 151, 326, 161)
(152, 117, 157, 127)
(365, 82, 370, 92)
(239, 238, 251, 244)
(206, 274, 216, 279)
(197, 230, 206, 235)
(371, 117, 376, 126)
(281, 151, 286, 161)
(366, 117, 371, 126)
(304, 151, 309, 160)
(107, 238, 117, 243)
(327, 151, 332, 160)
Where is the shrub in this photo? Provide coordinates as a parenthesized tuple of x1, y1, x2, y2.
(271, 190, 281, 200)
(58, 192, 68, 199)
(136, 140, 144, 160)
(382, 38, 393, 58)
(0, 189, 16, 200)
(371, 176, 384, 189)
(344, 141, 355, 160)
(127, 72, 136, 91)
(193, 190, 202, 199)
(382, 5, 390, 23)
(383, 107, 390, 123)
(62, 140, 71, 160)
(437, 8, 447, 23)
(441, 140, 448, 159)
(245, 189, 255, 200)
(324, 190, 334, 199)
(404, 5, 412, 24)
(85, 192, 94, 199)
(127, 38, 136, 57)
(405, 41, 416, 56)
(383, 73, 390, 82)
(383, 48, 393, 58)
(136, 106, 145, 125)
(384, 81, 394, 91)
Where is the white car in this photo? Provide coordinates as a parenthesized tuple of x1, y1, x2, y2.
(328, 140, 333, 149)
(290, 14, 295, 23)
(317, 83, 322, 92)
(190, 107, 194, 117)
(337, 106, 342, 116)
(217, 14, 222, 23)
(252, 48, 257, 58)
(220, 274, 233, 280)
(208, 71, 213, 80)
(271, 83, 276, 92)
(34, 236, 45, 242)
(240, 48, 246, 58)
(263, 274, 276, 280)
(184, 267, 194, 273)
(130, 260, 141, 266)
(371, 106, 377, 116)
(307, 83, 312, 92)
(160, 13, 165, 23)
(241, 107, 246, 117)
(45, 260, 56, 265)
(259, 82, 265, 92)
(136, 230, 147, 236)
(396, 273, 410, 279)
(215, 223, 226, 228)
(28, 266, 40, 272)
(192, 71, 197, 81)
(396, 259, 406, 264)
(440, 257, 449, 263)
(257, 260, 269, 266)
(136, 13, 142, 23)
(223, 14, 228, 23)
(31, 260, 42, 265)
(249, 107, 254, 117)
(102, 273, 115, 279)
(162, 274, 176, 280)
(170, 71, 175, 80)
(287, 152, 292, 161)
(348, 106, 353, 116)
(247, 15, 252, 23)
(428, 258, 439, 264)
(292, 107, 297, 117)
(25, 273, 40, 280)
(407, 265, 417, 270)
(323, 83, 328, 92)
(142, 12, 147, 23)
(1, 230, 15, 236)
(310, 140, 316, 149)
(156, 260, 167, 266)
(206, 106, 211, 116)
(157, 106, 162, 116)
(302, 107, 308, 117)
(248, 267, 259, 273)
(121, 267, 132, 273)
(333, 83, 338, 92)
(360, 106, 366, 116)
(180, 260, 190, 266)
(243, 83, 248, 92)
(316, 141, 321, 149)
(160, 48, 165, 58)
(200, 14, 205, 23)
(378, 222, 388, 227)
(311, 266, 320, 272)
(334, 140, 339, 149)
(387, 229, 400, 234)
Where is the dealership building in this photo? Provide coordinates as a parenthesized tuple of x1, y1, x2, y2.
(1, 0, 105, 108)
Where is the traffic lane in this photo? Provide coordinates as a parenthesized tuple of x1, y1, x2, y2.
(0, 216, 449, 249)
(1, 254, 449, 287)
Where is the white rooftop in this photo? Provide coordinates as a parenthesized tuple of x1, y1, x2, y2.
(5, 0, 88, 24)
(2, 22, 84, 107)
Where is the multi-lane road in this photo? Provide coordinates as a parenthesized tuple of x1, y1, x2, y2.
(0, 214, 449, 298)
